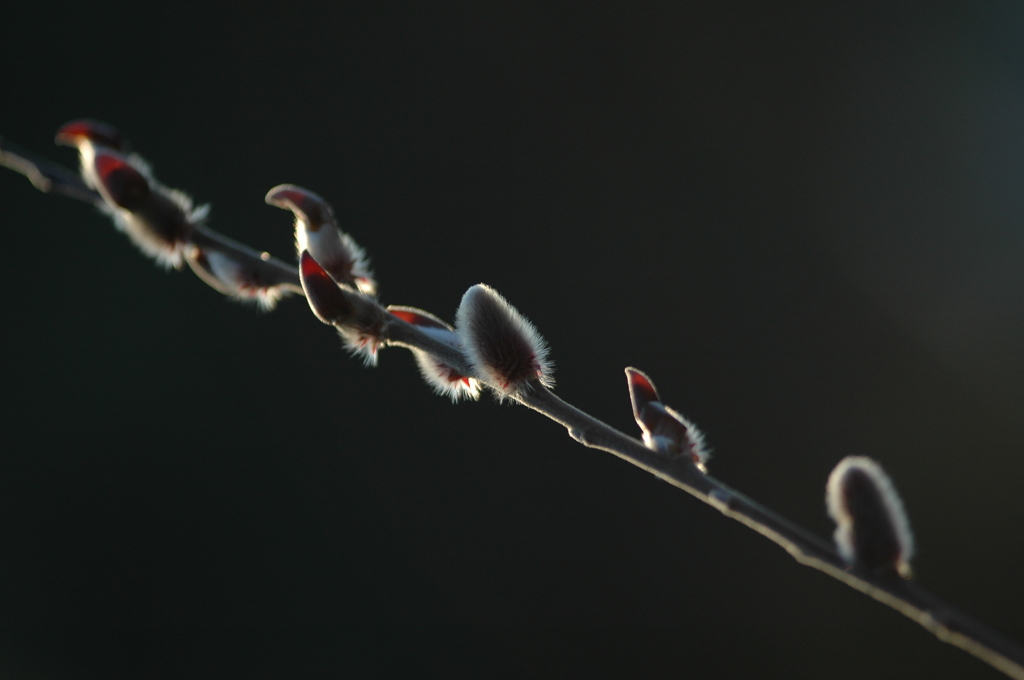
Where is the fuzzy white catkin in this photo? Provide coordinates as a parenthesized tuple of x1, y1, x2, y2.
(826, 456, 914, 576)
(455, 284, 553, 398)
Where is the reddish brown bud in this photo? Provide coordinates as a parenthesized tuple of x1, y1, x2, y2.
(387, 306, 449, 330)
(299, 251, 386, 365)
(299, 251, 354, 324)
(93, 151, 150, 210)
(186, 246, 293, 310)
(625, 367, 709, 469)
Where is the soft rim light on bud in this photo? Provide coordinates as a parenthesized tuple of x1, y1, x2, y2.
(387, 306, 481, 402)
(55, 119, 130, 153)
(299, 251, 354, 324)
(826, 456, 914, 578)
(265, 184, 376, 295)
(86, 149, 199, 269)
(455, 284, 553, 398)
(299, 251, 386, 366)
(625, 367, 709, 469)
(187, 246, 290, 310)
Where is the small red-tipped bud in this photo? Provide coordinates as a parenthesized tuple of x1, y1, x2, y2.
(55, 119, 130, 153)
(265, 184, 376, 295)
(84, 148, 198, 269)
(186, 246, 292, 310)
(55, 121, 200, 269)
(299, 251, 355, 324)
(625, 367, 709, 469)
(299, 251, 386, 365)
(626, 368, 661, 410)
(455, 284, 553, 398)
(387, 306, 481, 402)
(826, 456, 914, 578)
(93, 151, 150, 209)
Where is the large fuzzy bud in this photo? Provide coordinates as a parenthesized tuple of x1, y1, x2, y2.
(299, 251, 387, 365)
(826, 456, 914, 578)
(265, 184, 376, 295)
(454, 284, 553, 399)
(625, 367, 709, 469)
(387, 306, 481, 402)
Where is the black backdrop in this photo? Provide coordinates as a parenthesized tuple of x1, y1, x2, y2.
(2, 2, 1023, 679)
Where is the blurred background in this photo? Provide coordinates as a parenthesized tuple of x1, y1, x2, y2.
(1, 1, 1023, 678)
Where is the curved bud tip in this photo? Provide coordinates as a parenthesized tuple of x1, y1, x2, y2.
(625, 367, 660, 415)
(455, 284, 553, 398)
(826, 456, 914, 578)
(265, 184, 334, 229)
(268, 184, 375, 294)
(94, 151, 150, 209)
(625, 367, 709, 469)
(299, 250, 353, 324)
(55, 119, 129, 152)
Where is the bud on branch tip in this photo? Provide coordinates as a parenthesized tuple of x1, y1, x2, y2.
(455, 284, 553, 398)
(625, 367, 709, 469)
(299, 251, 354, 324)
(826, 456, 914, 578)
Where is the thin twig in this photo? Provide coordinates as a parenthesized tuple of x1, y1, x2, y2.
(0, 135, 102, 203)
(516, 386, 1024, 680)
(3, 139, 1023, 680)
(0, 138, 303, 296)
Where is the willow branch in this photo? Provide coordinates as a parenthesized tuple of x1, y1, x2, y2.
(386, 307, 1024, 677)
(0, 141, 302, 296)
(516, 386, 1024, 680)
(0, 135, 101, 203)
(3, 135, 1023, 680)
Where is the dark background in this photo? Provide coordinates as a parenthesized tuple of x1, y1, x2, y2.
(2, 1, 1023, 678)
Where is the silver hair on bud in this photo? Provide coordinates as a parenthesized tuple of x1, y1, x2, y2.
(299, 251, 386, 365)
(55, 119, 202, 270)
(625, 367, 709, 470)
(455, 284, 553, 399)
(186, 247, 289, 310)
(387, 306, 481, 402)
(826, 456, 914, 578)
(265, 184, 376, 295)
